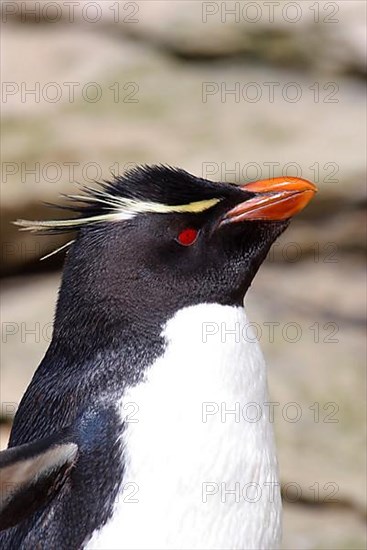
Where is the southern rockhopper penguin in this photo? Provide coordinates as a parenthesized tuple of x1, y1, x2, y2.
(0, 166, 316, 549)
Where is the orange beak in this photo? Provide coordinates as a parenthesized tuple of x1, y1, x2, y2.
(222, 177, 317, 224)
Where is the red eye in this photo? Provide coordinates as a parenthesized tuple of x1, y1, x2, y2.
(177, 228, 199, 246)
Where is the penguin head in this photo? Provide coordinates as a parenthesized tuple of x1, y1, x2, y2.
(17, 166, 316, 343)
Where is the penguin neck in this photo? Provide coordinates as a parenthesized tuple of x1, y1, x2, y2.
(157, 301, 270, 405)
(50, 288, 165, 367)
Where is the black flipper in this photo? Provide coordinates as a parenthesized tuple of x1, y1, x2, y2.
(0, 403, 124, 548)
(0, 431, 78, 530)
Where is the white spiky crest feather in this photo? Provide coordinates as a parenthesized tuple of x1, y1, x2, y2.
(14, 189, 222, 233)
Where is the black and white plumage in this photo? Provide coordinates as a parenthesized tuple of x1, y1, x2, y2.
(0, 166, 316, 549)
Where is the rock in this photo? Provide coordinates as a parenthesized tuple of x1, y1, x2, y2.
(0, 274, 59, 414)
(0, 425, 11, 451)
(282, 502, 367, 549)
(5, 1, 364, 75)
(1, 24, 157, 273)
(120, 1, 366, 76)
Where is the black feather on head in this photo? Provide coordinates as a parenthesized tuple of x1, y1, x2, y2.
(14, 165, 227, 235)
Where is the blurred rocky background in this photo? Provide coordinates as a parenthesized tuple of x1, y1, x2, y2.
(0, 1, 366, 548)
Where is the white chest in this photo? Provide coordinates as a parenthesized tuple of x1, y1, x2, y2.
(86, 304, 281, 550)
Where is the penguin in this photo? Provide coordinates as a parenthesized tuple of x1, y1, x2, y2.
(0, 166, 316, 549)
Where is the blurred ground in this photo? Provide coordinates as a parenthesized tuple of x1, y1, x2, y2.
(1, 2, 366, 549)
